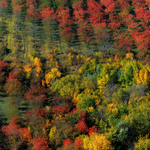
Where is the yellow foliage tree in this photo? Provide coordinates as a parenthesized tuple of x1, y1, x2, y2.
(135, 67, 150, 86)
(49, 126, 56, 142)
(23, 64, 32, 79)
(83, 133, 114, 150)
(45, 68, 61, 87)
(30, 57, 43, 76)
(134, 135, 150, 150)
(125, 52, 134, 60)
(98, 74, 109, 95)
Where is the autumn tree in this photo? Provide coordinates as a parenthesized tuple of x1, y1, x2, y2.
(87, 0, 109, 47)
(56, 5, 74, 45)
(24, 86, 47, 109)
(30, 135, 50, 150)
(83, 133, 114, 150)
(72, 0, 92, 48)
(2, 116, 31, 150)
(131, 30, 150, 57)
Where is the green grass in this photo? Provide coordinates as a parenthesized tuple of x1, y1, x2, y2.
(0, 92, 19, 124)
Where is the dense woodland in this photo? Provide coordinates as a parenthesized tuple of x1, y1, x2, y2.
(0, 0, 150, 149)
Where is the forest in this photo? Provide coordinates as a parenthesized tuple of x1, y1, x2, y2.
(0, 0, 150, 149)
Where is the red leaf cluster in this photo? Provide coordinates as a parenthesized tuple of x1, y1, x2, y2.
(51, 104, 70, 116)
(0, 61, 8, 73)
(0, 0, 8, 8)
(74, 138, 83, 148)
(25, 0, 39, 19)
(19, 127, 31, 141)
(13, 5, 22, 14)
(30, 135, 50, 150)
(88, 126, 98, 137)
(8, 73, 18, 81)
(63, 138, 72, 147)
(77, 118, 89, 133)
(56, 6, 74, 42)
(24, 86, 47, 102)
(2, 116, 20, 138)
(24, 110, 33, 120)
(40, 7, 54, 22)
(35, 107, 46, 118)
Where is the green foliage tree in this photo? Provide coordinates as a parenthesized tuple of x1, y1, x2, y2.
(76, 94, 95, 110)
(51, 74, 82, 97)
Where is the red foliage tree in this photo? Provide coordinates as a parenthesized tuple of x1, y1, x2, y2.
(24, 110, 33, 120)
(131, 30, 150, 56)
(72, 0, 92, 43)
(8, 73, 18, 81)
(10, 68, 26, 82)
(87, 0, 104, 25)
(30, 135, 50, 150)
(35, 107, 46, 118)
(5, 72, 24, 97)
(100, 0, 117, 14)
(63, 138, 72, 147)
(0, 61, 8, 73)
(24, 86, 47, 103)
(87, 0, 109, 43)
(108, 22, 121, 31)
(77, 118, 88, 134)
(2, 116, 20, 138)
(25, 0, 39, 19)
(74, 138, 83, 148)
(40, 7, 55, 22)
(117, 0, 130, 9)
(136, 10, 150, 26)
(55, 6, 74, 43)
(13, 4, 22, 15)
(88, 126, 98, 137)
(19, 127, 32, 141)
(51, 104, 71, 116)
(114, 31, 133, 52)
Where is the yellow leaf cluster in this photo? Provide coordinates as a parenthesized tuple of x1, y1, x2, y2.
(98, 74, 109, 94)
(32, 57, 40, 67)
(83, 133, 114, 150)
(48, 54, 53, 62)
(10, 62, 21, 69)
(45, 68, 61, 86)
(106, 103, 118, 115)
(134, 135, 150, 150)
(24, 64, 32, 79)
(30, 57, 43, 75)
(68, 52, 72, 57)
(79, 67, 83, 74)
(125, 52, 134, 60)
(35, 61, 42, 74)
(135, 68, 150, 85)
(85, 106, 94, 112)
(49, 126, 56, 141)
